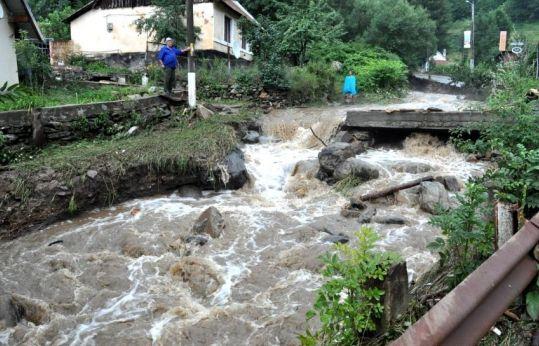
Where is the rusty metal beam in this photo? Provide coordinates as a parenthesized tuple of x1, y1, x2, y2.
(391, 214, 539, 346)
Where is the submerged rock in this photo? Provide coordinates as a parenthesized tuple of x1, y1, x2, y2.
(434, 175, 461, 192)
(373, 213, 408, 225)
(318, 142, 355, 175)
(419, 181, 450, 214)
(178, 185, 203, 198)
(392, 161, 433, 174)
(340, 201, 367, 218)
(292, 159, 320, 179)
(192, 207, 225, 238)
(358, 206, 377, 224)
(170, 257, 223, 298)
(322, 233, 350, 244)
(334, 158, 380, 181)
(184, 235, 209, 246)
(242, 131, 260, 144)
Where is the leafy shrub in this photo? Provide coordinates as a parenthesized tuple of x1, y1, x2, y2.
(288, 61, 337, 103)
(232, 66, 261, 93)
(301, 227, 399, 345)
(428, 183, 494, 287)
(309, 42, 408, 92)
(14, 31, 52, 88)
(442, 63, 494, 89)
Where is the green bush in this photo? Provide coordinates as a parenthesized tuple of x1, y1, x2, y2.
(288, 61, 337, 103)
(442, 63, 494, 89)
(301, 227, 399, 345)
(14, 31, 52, 88)
(232, 66, 262, 93)
(428, 183, 495, 288)
(309, 42, 409, 92)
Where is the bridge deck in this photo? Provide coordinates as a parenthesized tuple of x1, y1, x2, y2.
(344, 110, 488, 131)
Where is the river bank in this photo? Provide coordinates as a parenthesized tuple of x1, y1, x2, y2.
(0, 91, 488, 345)
(0, 111, 260, 240)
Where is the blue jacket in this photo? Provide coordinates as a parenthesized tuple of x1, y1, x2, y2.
(157, 46, 184, 69)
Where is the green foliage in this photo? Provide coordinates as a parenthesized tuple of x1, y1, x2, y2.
(442, 63, 495, 89)
(276, 0, 344, 65)
(475, 8, 513, 64)
(408, 0, 452, 48)
(527, 288, 539, 321)
(0, 83, 149, 112)
(0, 132, 9, 165)
(68, 194, 77, 214)
(288, 61, 337, 103)
(14, 31, 52, 88)
(135, 0, 187, 44)
(507, 0, 539, 22)
(362, 0, 437, 66)
(309, 42, 408, 92)
(38, 6, 74, 40)
(428, 183, 495, 287)
(0, 82, 21, 103)
(301, 227, 399, 345)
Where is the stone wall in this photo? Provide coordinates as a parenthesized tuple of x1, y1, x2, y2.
(0, 95, 175, 147)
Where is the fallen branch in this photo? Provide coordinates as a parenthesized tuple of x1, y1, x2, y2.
(353, 175, 434, 202)
(309, 126, 327, 147)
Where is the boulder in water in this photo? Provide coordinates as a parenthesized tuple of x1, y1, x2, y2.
(192, 207, 225, 238)
(393, 161, 433, 174)
(373, 213, 408, 225)
(318, 142, 355, 175)
(242, 131, 260, 144)
(170, 257, 223, 298)
(184, 235, 209, 246)
(334, 158, 380, 181)
(419, 181, 450, 214)
(340, 201, 367, 218)
(292, 159, 320, 179)
(358, 206, 377, 224)
(218, 148, 248, 189)
(178, 185, 203, 198)
(322, 233, 350, 244)
(434, 175, 461, 192)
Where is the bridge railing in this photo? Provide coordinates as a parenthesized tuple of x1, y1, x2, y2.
(390, 213, 539, 346)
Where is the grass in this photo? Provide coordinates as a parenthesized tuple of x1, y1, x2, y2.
(515, 22, 539, 43)
(8, 111, 255, 180)
(0, 82, 150, 112)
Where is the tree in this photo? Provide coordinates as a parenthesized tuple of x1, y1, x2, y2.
(408, 0, 452, 49)
(507, 0, 539, 22)
(38, 6, 74, 40)
(363, 0, 437, 66)
(136, 0, 187, 44)
(240, 0, 283, 19)
(475, 7, 512, 64)
(276, 0, 344, 65)
(327, 0, 369, 41)
(14, 31, 51, 88)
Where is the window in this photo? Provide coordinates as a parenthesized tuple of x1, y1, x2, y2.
(224, 16, 231, 43)
(241, 34, 247, 50)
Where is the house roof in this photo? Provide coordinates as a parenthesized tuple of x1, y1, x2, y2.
(2, 0, 44, 42)
(65, 0, 257, 24)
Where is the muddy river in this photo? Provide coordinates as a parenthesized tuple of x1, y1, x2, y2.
(0, 92, 485, 345)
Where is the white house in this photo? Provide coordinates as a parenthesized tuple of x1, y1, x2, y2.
(65, 0, 256, 61)
(0, 0, 44, 85)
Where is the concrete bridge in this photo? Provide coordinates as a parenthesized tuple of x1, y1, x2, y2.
(344, 109, 489, 131)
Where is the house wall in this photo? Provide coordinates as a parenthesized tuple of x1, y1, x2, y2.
(213, 2, 252, 61)
(193, 2, 214, 51)
(0, 0, 19, 85)
(70, 6, 154, 54)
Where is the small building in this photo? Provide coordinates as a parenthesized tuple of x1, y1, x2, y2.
(0, 0, 44, 85)
(64, 0, 256, 62)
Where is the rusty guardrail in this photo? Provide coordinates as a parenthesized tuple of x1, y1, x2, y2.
(391, 214, 539, 346)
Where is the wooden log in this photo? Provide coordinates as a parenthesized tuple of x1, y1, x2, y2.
(353, 175, 434, 202)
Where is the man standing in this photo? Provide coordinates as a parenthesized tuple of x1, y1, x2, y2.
(157, 37, 191, 95)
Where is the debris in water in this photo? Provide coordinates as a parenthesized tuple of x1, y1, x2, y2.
(47, 240, 63, 246)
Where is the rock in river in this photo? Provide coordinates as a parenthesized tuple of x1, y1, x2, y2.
(192, 207, 225, 238)
(334, 158, 380, 181)
(419, 181, 450, 214)
(318, 142, 355, 175)
(242, 131, 260, 144)
(219, 148, 249, 189)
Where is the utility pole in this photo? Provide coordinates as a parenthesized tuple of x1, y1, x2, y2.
(186, 0, 196, 108)
(467, 0, 476, 70)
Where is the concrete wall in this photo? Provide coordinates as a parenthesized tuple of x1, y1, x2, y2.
(70, 6, 154, 54)
(0, 95, 172, 145)
(213, 1, 252, 61)
(0, 0, 19, 86)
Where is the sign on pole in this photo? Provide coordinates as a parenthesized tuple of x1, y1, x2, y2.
(464, 31, 471, 49)
(499, 31, 507, 52)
